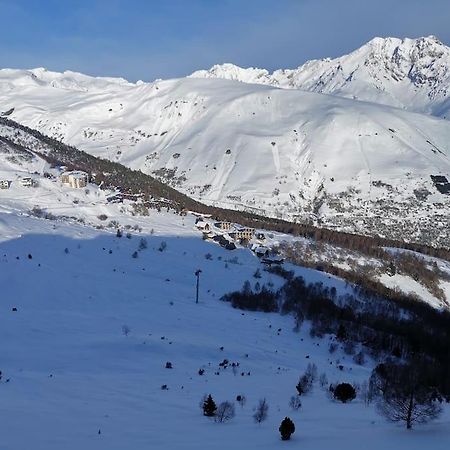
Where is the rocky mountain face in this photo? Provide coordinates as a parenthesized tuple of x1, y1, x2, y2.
(191, 36, 450, 118)
(0, 37, 449, 248)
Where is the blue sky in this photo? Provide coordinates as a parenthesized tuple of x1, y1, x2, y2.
(0, 0, 449, 81)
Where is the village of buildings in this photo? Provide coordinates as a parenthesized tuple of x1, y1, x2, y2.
(0, 168, 89, 191)
(1, 165, 283, 263)
(194, 216, 284, 263)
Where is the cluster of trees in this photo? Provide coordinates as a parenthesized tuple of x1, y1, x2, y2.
(221, 281, 278, 312)
(282, 240, 448, 303)
(201, 394, 295, 440)
(222, 274, 450, 403)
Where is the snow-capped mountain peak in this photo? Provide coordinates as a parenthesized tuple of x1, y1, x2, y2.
(190, 63, 271, 85)
(190, 36, 450, 117)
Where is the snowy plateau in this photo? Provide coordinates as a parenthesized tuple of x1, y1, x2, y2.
(0, 36, 449, 247)
(0, 36, 450, 450)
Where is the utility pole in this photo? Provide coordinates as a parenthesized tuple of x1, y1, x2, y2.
(195, 269, 202, 304)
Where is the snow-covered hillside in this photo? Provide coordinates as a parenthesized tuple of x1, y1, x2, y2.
(1, 64, 449, 247)
(1, 125, 449, 310)
(1, 212, 450, 450)
(191, 36, 450, 118)
(1, 125, 450, 448)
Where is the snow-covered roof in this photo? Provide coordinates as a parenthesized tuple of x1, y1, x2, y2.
(195, 221, 209, 229)
(62, 170, 88, 178)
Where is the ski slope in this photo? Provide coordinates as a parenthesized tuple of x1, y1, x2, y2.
(1, 211, 449, 450)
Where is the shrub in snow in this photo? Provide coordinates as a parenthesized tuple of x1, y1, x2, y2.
(132, 251, 138, 259)
(122, 325, 131, 336)
(359, 380, 370, 406)
(296, 364, 316, 395)
(293, 309, 304, 332)
(279, 417, 295, 440)
(165, 362, 173, 369)
(202, 394, 217, 417)
(253, 398, 269, 423)
(328, 342, 338, 354)
(158, 241, 167, 252)
(353, 350, 366, 365)
(289, 395, 302, 411)
(333, 383, 356, 403)
(319, 372, 328, 389)
(253, 268, 261, 279)
(116, 229, 123, 238)
(306, 363, 318, 382)
(139, 238, 147, 250)
(214, 401, 235, 423)
(236, 395, 246, 407)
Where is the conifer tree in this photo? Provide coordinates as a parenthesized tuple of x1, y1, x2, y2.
(279, 417, 295, 440)
(203, 394, 217, 417)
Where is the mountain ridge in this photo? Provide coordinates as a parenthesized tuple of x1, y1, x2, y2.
(0, 36, 449, 247)
(190, 35, 450, 117)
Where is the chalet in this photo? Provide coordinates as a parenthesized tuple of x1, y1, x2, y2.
(61, 171, 88, 189)
(210, 234, 236, 250)
(195, 221, 210, 232)
(253, 246, 270, 258)
(0, 180, 10, 189)
(262, 255, 284, 265)
(215, 221, 232, 231)
(20, 177, 33, 187)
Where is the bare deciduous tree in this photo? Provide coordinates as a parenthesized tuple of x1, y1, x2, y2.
(253, 398, 269, 423)
(377, 390, 442, 429)
(214, 401, 235, 423)
(374, 362, 443, 429)
(289, 395, 302, 411)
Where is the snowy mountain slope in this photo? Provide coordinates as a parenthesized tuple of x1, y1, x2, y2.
(191, 36, 450, 118)
(1, 208, 450, 450)
(1, 61, 450, 248)
(1, 129, 450, 448)
(1, 123, 449, 311)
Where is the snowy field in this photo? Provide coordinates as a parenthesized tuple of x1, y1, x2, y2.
(1, 210, 449, 450)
